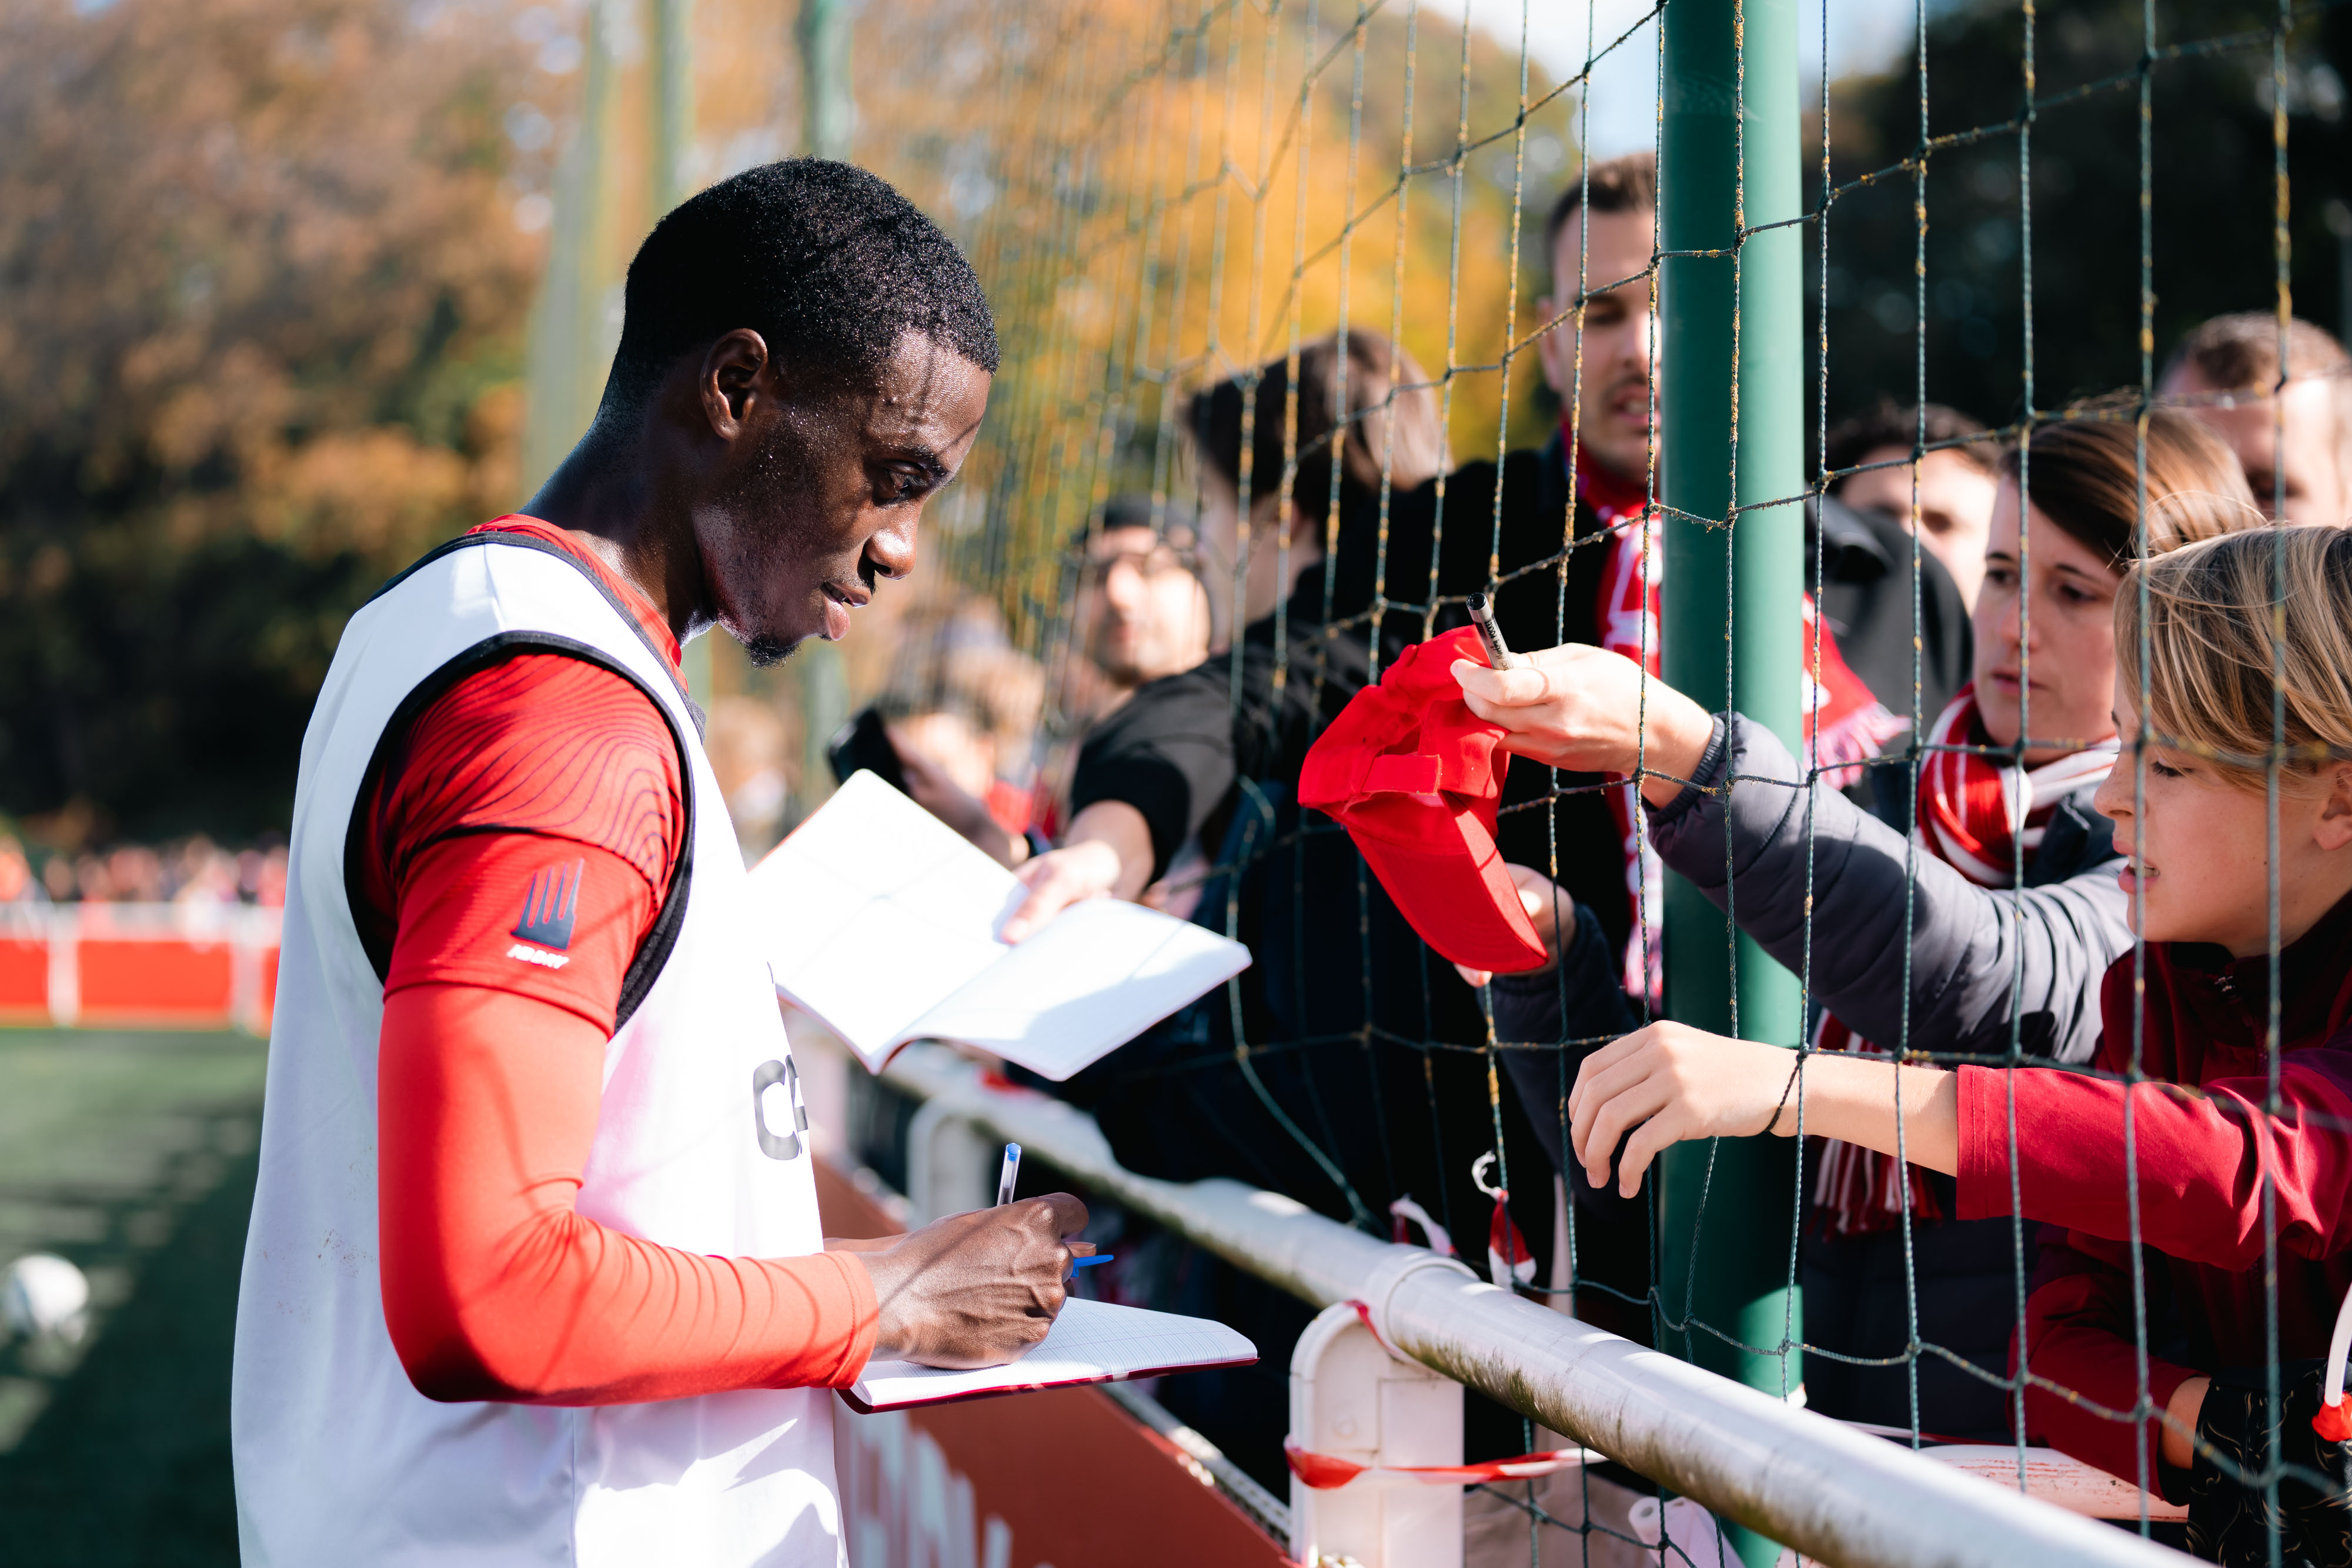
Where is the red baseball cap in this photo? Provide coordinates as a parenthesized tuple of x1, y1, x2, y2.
(1298, 626, 1546, 974)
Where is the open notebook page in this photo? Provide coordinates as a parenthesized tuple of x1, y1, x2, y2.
(751, 770, 1024, 1068)
(841, 1298, 1257, 1414)
(909, 897, 1250, 1081)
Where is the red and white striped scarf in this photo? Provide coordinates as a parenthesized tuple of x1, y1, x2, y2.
(1811, 686, 2119, 1237)
(1579, 442, 1907, 1002)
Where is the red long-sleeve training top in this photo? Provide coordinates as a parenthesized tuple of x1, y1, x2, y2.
(1953, 890, 2352, 1498)
(360, 517, 878, 1405)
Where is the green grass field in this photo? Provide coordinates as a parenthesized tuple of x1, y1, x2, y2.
(0, 1028, 266, 1565)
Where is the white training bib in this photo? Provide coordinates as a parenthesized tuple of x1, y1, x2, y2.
(232, 534, 840, 1567)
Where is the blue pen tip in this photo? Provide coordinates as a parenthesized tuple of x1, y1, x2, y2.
(1067, 1253, 1113, 1269)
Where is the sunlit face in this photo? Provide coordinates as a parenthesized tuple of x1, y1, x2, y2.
(1536, 206, 1658, 485)
(2092, 678, 2352, 957)
(1080, 524, 1211, 687)
(1973, 481, 2122, 761)
(697, 332, 991, 663)
(1837, 445, 2002, 610)
(2163, 366, 2348, 527)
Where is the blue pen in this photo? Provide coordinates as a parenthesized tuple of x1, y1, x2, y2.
(995, 1142, 1021, 1206)
(1067, 1253, 1114, 1271)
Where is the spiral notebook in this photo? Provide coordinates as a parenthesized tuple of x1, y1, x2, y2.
(750, 770, 1250, 1080)
(838, 1298, 1258, 1415)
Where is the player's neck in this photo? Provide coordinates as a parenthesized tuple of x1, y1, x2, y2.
(524, 412, 708, 646)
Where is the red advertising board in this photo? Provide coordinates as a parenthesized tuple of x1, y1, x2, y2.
(0, 935, 45, 1022)
(814, 1158, 1295, 1568)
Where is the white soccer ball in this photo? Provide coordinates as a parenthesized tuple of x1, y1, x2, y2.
(1, 1253, 91, 1343)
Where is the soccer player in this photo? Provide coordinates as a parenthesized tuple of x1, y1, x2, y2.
(232, 161, 1089, 1567)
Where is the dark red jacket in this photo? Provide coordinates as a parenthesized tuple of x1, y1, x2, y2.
(1954, 889, 2352, 1498)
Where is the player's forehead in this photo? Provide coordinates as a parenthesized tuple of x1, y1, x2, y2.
(848, 330, 992, 444)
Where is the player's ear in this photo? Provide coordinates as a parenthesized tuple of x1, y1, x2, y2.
(698, 329, 771, 442)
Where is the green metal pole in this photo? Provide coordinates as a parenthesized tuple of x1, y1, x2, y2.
(652, 0, 695, 215)
(650, 0, 714, 705)
(797, 0, 853, 162)
(522, 0, 616, 496)
(1657, 2, 1805, 1557)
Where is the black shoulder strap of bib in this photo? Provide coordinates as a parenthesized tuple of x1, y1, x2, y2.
(345, 538, 703, 1031)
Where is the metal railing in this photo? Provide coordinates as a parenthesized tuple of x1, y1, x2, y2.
(877, 1043, 2178, 1568)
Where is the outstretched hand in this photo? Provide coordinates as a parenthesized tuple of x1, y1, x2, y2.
(999, 841, 1122, 942)
(1567, 1025, 1962, 1198)
(1451, 644, 1714, 809)
(997, 799, 1154, 942)
(851, 1193, 1094, 1368)
(1567, 1023, 1805, 1198)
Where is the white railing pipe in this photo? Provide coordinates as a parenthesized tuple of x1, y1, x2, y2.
(878, 1045, 2180, 1568)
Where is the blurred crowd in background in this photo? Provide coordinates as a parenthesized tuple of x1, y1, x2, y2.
(0, 833, 286, 907)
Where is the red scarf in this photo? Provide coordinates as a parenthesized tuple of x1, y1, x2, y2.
(1811, 687, 2119, 1237)
(1578, 437, 1905, 1001)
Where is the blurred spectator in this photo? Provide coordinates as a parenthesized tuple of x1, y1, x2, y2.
(2160, 313, 2352, 526)
(1825, 400, 2004, 610)
(1535, 153, 1658, 492)
(704, 697, 793, 858)
(869, 596, 1048, 870)
(1187, 329, 1449, 646)
(1074, 497, 1212, 696)
(0, 836, 42, 903)
(172, 837, 242, 905)
(1812, 402, 1984, 757)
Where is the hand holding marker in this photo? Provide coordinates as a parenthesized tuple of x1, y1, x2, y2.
(998, 1142, 1110, 1275)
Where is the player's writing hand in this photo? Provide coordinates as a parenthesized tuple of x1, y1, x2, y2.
(1452, 644, 1714, 808)
(1568, 1022, 1801, 1199)
(851, 1193, 1093, 1368)
(1453, 865, 1576, 988)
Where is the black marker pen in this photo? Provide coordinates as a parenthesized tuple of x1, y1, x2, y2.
(1466, 591, 1521, 670)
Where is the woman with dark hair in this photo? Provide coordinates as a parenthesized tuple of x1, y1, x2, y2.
(1462, 407, 2263, 1440)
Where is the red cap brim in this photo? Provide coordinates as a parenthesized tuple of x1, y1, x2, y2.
(1347, 803, 1547, 974)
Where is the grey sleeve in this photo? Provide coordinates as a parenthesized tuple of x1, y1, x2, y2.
(1646, 714, 2130, 1065)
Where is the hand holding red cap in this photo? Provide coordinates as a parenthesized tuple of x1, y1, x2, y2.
(1299, 626, 1548, 974)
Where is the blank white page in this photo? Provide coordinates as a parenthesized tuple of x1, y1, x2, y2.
(908, 898, 1250, 1081)
(749, 771, 1025, 1068)
(842, 1298, 1257, 1413)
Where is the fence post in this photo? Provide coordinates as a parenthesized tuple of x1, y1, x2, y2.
(1658, 0, 1806, 1557)
(1287, 1302, 1463, 1568)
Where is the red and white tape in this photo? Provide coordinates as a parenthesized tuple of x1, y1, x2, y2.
(1284, 1438, 1592, 1490)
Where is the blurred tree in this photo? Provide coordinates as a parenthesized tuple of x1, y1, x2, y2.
(0, 0, 546, 841)
(1814, 0, 2350, 439)
(853, 0, 1577, 650)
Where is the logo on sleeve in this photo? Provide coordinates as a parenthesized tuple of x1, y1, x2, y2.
(507, 859, 583, 969)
